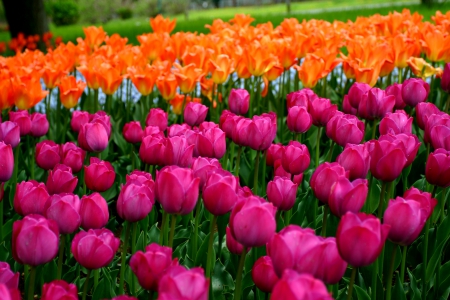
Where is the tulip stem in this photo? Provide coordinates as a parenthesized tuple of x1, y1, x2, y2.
(119, 221, 131, 295)
(159, 211, 167, 245)
(94, 89, 99, 113)
(326, 142, 335, 162)
(131, 222, 138, 296)
(28, 136, 35, 180)
(94, 269, 99, 289)
(321, 205, 329, 237)
(0, 196, 3, 242)
(253, 151, 260, 195)
(235, 146, 242, 177)
(149, 291, 154, 300)
(371, 253, 379, 299)
(233, 247, 247, 300)
(315, 127, 322, 167)
(229, 141, 235, 171)
(400, 246, 407, 284)
(168, 214, 177, 248)
(285, 208, 292, 226)
(422, 219, 430, 299)
(445, 94, 450, 114)
(377, 182, 387, 219)
(192, 197, 202, 258)
(57, 234, 66, 280)
(27, 266, 36, 300)
(386, 245, 398, 300)
(82, 269, 92, 300)
(206, 214, 218, 278)
(347, 267, 357, 300)
(12, 145, 20, 193)
(181, 93, 188, 123)
(371, 119, 377, 140)
(440, 187, 447, 224)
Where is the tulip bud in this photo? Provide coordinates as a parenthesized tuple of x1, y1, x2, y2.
(441, 63, 450, 93)
(402, 78, 430, 107)
(337, 143, 370, 180)
(267, 176, 298, 211)
(310, 162, 348, 204)
(328, 177, 368, 217)
(70, 111, 90, 133)
(0, 262, 19, 290)
(84, 157, 115, 192)
(286, 88, 316, 110)
(36, 140, 61, 170)
(386, 83, 406, 110)
(247, 115, 277, 151)
(46, 164, 78, 195)
(167, 124, 191, 137)
(44, 193, 81, 234)
(42, 280, 78, 300)
(379, 133, 420, 167)
(416, 102, 442, 130)
(71, 228, 120, 269)
(184, 102, 208, 127)
(164, 136, 194, 167)
(271, 270, 333, 300)
(219, 110, 239, 139)
(343, 95, 357, 115)
(139, 135, 166, 166)
(197, 127, 226, 159)
(158, 267, 209, 300)
(379, 110, 413, 135)
(229, 196, 276, 247)
(14, 180, 49, 216)
(358, 88, 395, 120)
(91, 111, 111, 137)
(129, 243, 177, 291)
(145, 108, 168, 131)
(30, 112, 49, 137)
(252, 256, 279, 293)
(336, 212, 390, 267)
(0, 284, 20, 300)
(266, 143, 285, 166)
(425, 148, 450, 187)
(226, 226, 247, 255)
(191, 157, 222, 189)
(281, 141, 310, 175)
(0, 121, 20, 148)
(0, 142, 13, 182)
(369, 139, 407, 182)
(143, 125, 164, 138)
(424, 113, 450, 145)
(326, 113, 365, 147)
(13, 214, 59, 266)
(9, 110, 31, 136)
(60, 142, 86, 173)
(287, 106, 312, 134)
(117, 177, 155, 222)
(156, 166, 200, 215)
(199, 121, 218, 131)
(126, 170, 153, 183)
(232, 117, 251, 147)
(78, 122, 109, 153)
(348, 82, 371, 109)
(123, 121, 144, 144)
(203, 170, 238, 216)
(309, 97, 338, 126)
(229, 88, 250, 115)
(80, 193, 109, 229)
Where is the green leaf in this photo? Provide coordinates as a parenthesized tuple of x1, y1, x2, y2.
(392, 275, 406, 300)
(354, 285, 371, 300)
(43, 260, 57, 283)
(212, 261, 235, 299)
(439, 260, 450, 294)
(92, 279, 108, 299)
(195, 232, 211, 268)
(408, 269, 421, 300)
(426, 222, 450, 282)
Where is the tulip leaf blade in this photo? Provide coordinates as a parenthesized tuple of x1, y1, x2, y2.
(195, 231, 211, 268)
(425, 236, 449, 283)
(212, 261, 235, 299)
(353, 284, 370, 300)
(438, 260, 450, 295)
(407, 269, 421, 300)
(393, 275, 406, 300)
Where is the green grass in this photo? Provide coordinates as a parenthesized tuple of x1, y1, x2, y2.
(0, 0, 449, 45)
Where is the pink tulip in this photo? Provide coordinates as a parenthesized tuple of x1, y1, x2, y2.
(348, 82, 371, 109)
(252, 256, 279, 293)
(328, 177, 368, 217)
(424, 113, 450, 145)
(0, 283, 20, 300)
(416, 102, 442, 131)
(426, 148, 450, 187)
(90, 111, 111, 137)
(46, 164, 78, 195)
(0, 262, 19, 290)
(71, 111, 90, 133)
(286, 88, 316, 110)
(167, 124, 191, 137)
(139, 135, 166, 166)
(226, 226, 247, 255)
(146, 108, 168, 131)
(281, 141, 310, 175)
(358, 88, 395, 120)
(229, 88, 250, 115)
(266, 143, 285, 166)
(231, 117, 251, 147)
(369, 139, 407, 182)
(0, 121, 20, 148)
(441, 63, 450, 93)
(143, 125, 164, 138)
(12, 214, 59, 266)
(42, 280, 78, 300)
(246, 114, 277, 151)
(164, 136, 194, 167)
(60, 142, 86, 173)
(78, 122, 109, 152)
(71, 228, 119, 269)
(117, 176, 155, 222)
(402, 78, 430, 107)
(343, 95, 358, 115)
(386, 83, 406, 110)
(158, 267, 209, 300)
(336, 143, 370, 180)
(84, 157, 116, 192)
(30, 112, 49, 137)
(14, 180, 49, 216)
(197, 127, 226, 159)
(310, 162, 348, 204)
(9, 110, 31, 136)
(287, 106, 312, 134)
(202, 169, 238, 216)
(379, 110, 413, 135)
(36, 140, 61, 170)
(79, 193, 109, 230)
(184, 102, 209, 127)
(267, 176, 298, 211)
(309, 97, 338, 127)
(219, 110, 240, 139)
(191, 157, 222, 189)
(44, 193, 81, 234)
(431, 124, 450, 151)
(379, 133, 420, 167)
(123, 121, 144, 144)
(0, 142, 13, 182)
(271, 270, 333, 300)
(326, 113, 365, 147)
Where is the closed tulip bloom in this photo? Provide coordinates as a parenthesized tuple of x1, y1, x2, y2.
(252, 256, 279, 293)
(219, 110, 240, 139)
(326, 113, 365, 147)
(130, 243, 177, 291)
(84, 157, 115, 192)
(123, 121, 144, 144)
(197, 127, 226, 159)
(0, 284, 20, 300)
(36, 140, 61, 170)
(191, 157, 222, 189)
(79, 193, 109, 230)
(164, 136, 194, 167)
(271, 270, 333, 300)
(199, 121, 218, 131)
(267, 176, 298, 211)
(46, 164, 78, 195)
(144, 126, 164, 138)
(402, 78, 430, 107)
(379, 133, 420, 167)
(44, 193, 81, 234)
(78, 122, 109, 153)
(226, 226, 247, 255)
(229, 196, 276, 248)
(30, 112, 49, 137)
(425, 149, 450, 187)
(310, 162, 348, 204)
(229, 88, 250, 115)
(337, 143, 370, 180)
(126, 170, 153, 184)
(0, 262, 19, 289)
(281, 141, 310, 175)
(266, 143, 285, 166)
(139, 135, 166, 166)
(379, 110, 413, 135)
(286, 88, 316, 110)
(70, 111, 90, 133)
(316, 237, 350, 284)
(287, 106, 312, 134)
(403, 188, 437, 220)
(42, 280, 78, 300)
(247, 115, 277, 151)
(91, 111, 112, 137)
(146, 108, 168, 132)
(328, 177, 368, 217)
(156, 166, 200, 215)
(60, 142, 86, 173)
(14, 180, 49, 216)
(348, 82, 371, 109)
(343, 95, 358, 115)
(424, 113, 450, 145)
(336, 212, 390, 267)
(203, 170, 238, 216)
(0, 121, 20, 148)
(158, 267, 209, 300)
(71, 228, 119, 270)
(0, 142, 13, 182)
(231, 117, 251, 147)
(9, 110, 31, 136)
(184, 102, 208, 127)
(369, 139, 407, 182)
(12, 214, 59, 266)
(117, 178, 155, 222)
(167, 124, 191, 137)
(358, 88, 395, 120)
(431, 124, 450, 151)
(441, 63, 450, 93)
(185, 129, 200, 157)
(309, 97, 338, 127)
(386, 83, 406, 110)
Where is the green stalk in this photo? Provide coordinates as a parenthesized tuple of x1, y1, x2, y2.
(422, 219, 430, 300)
(347, 267, 357, 300)
(168, 214, 177, 248)
(321, 205, 329, 237)
(233, 247, 247, 300)
(235, 146, 242, 177)
(94, 269, 99, 289)
(27, 266, 36, 300)
(260, 150, 267, 194)
(0, 196, 3, 242)
(12, 145, 19, 190)
(253, 151, 260, 195)
(181, 93, 188, 123)
(398, 69, 403, 84)
(440, 187, 447, 223)
(28, 136, 35, 180)
(57, 234, 66, 280)
(285, 209, 292, 225)
(377, 182, 387, 219)
(94, 89, 99, 113)
(400, 246, 407, 284)
(229, 142, 235, 171)
(119, 222, 131, 295)
(255, 76, 262, 115)
(444, 94, 450, 114)
(326, 141, 335, 162)
(206, 214, 218, 278)
(131, 222, 138, 296)
(82, 269, 92, 300)
(371, 119, 378, 140)
(159, 211, 167, 245)
(386, 245, 398, 300)
(192, 196, 202, 258)
(315, 127, 322, 167)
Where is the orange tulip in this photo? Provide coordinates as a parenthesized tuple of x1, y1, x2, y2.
(407, 57, 443, 79)
(156, 73, 178, 101)
(421, 26, 450, 62)
(170, 94, 201, 115)
(173, 63, 203, 94)
(41, 63, 66, 89)
(182, 45, 213, 72)
(12, 75, 48, 110)
(245, 41, 277, 77)
(83, 26, 106, 50)
(105, 33, 128, 52)
(264, 63, 284, 82)
(229, 14, 255, 28)
(209, 54, 234, 84)
(293, 53, 327, 88)
(200, 77, 215, 101)
(128, 65, 159, 96)
(235, 55, 252, 79)
(0, 71, 15, 110)
(139, 33, 170, 63)
(150, 15, 176, 34)
(390, 34, 421, 68)
(58, 76, 87, 109)
(77, 56, 105, 90)
(97, 63, 123, 95)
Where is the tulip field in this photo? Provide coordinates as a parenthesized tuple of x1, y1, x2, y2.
(2, 9, 450, 300)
